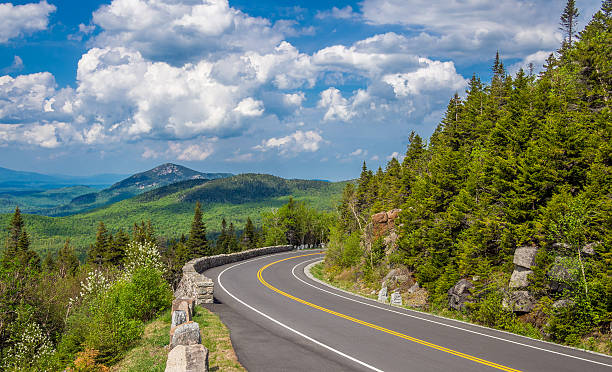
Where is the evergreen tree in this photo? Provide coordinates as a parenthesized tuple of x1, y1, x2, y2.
(241, 217, 257, 251)
(560, 0, 580, 47)
(88, 222, 110, 266)
(56, 239, 79, 278)
(227, 222, 240, 253)
(187, 202, 210, 258)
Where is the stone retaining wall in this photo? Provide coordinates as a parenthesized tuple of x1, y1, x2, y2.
(174, 245, 293, 305)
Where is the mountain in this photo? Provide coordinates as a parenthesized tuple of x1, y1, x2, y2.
(0, 173, 348, 259)
(0, 166, 126, 192)
(50, 163, 232, 216)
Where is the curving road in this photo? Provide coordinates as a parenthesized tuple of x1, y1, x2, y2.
(202, 250, 612, 372)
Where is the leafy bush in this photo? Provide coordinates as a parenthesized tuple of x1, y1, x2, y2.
(1, 304, 55, 372)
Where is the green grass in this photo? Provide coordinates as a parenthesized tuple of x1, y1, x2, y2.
(0, 176, 349, 260)
(111, 306, 245, 372)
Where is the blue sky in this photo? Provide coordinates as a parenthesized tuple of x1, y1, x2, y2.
(0, 0, 604, 181)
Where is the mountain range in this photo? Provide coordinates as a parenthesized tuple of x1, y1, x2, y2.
(0, 164, 347, 258)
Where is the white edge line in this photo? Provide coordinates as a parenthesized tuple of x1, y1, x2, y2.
(216, 252, 384, 372)
(295, 258, 612, 369)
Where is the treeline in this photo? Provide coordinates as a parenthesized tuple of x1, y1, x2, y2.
(328, 1, 611, 348)
(0, 196, 331, 370)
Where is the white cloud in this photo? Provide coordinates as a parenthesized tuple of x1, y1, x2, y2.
(318, 87, 373, 122)
(283, 92, 305, 107)
(0, 1, 56, 43)
(1, 55, 24, 74)
(255, 130, 324, 155)
(0, 72, 57, 120)
(508, 50, 551, 75)
(358, 0, 584, 59)
(74, 46, 264, 141)
(91, 0, 284, 64)
(349, 148, 367, 157)
(169, 142, 214, 161)
(383, 58, 467, 96)
(316, 6, 359, 20)
(386, 151, 404, 161)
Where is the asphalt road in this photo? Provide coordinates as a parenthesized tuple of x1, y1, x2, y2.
(203, 250, 612, 372)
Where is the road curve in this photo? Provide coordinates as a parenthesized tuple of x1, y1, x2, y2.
(202, 250, 612, 372)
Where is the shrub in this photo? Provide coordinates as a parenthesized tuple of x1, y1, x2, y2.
(1, 304, 55, 372)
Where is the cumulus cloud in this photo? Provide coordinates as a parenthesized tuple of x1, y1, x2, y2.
(0, 1, 56, 43)
(359, 0, 573, 59)
(255, 130, 324, 155)
(142, 139, 215, 161)
(316, 6, 359, 20)
(383, 58, 467, 96)
(508, 50, 552, 75)
(91, 0, 284, 65)
(73, 46, 265, 141)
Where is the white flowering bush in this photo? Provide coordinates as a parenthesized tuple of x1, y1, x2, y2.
(67, 269, 112, 315)
(123, 240, 165, 278)
(2, 306, 55, 371)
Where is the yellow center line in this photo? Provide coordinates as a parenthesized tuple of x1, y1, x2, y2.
(258, 253, 522, 372)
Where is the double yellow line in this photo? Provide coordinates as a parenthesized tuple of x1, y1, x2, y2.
(257, 253, 521, 372)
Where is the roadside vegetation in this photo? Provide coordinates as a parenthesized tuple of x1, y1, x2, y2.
(320, 1, 612, 355)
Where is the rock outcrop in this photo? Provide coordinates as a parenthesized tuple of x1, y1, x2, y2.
(448, 279, 475, 311)
(502, 291, 535, 313)
(371, 209, 401, 237)
(508, 246, 539, 289)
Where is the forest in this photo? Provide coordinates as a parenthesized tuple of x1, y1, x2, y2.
(0, 198, 329, 370)
(323, 0, 611, 352)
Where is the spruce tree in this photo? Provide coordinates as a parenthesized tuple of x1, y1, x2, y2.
(57, 239, 79, 278)
(89, 222, 109, 265)
(560, 0, 580, 47)
(187, 202, 210, 258)
(241, 217, 257, 251)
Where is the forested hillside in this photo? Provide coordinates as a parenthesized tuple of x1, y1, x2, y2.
(324, 2, 611, 352)
(0, 174, 347, 259)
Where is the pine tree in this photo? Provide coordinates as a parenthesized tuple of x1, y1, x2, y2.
(187, 202, 210, 258)
(57, 239, 79, 278)
(6, 206, 24, 252)
(89, 222, 110, 265)
(560, 0, 580, 47)
(241, 217, 257, 251)
(227, 223, 240, 253)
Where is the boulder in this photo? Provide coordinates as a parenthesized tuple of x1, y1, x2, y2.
(170, 322, 202, 350)
(382, 269, 400, 284)
(581, 242, 600, 256)
(513, 246, 539, 269)
(407, 282, 420, 294)
(372, 212, 388, 224)
(391, 291, 402, 306)
(172, 310, 188, 328)
(509, 266, 532, 288)
(448, 279, 475, 311)
(377, 286, 388, 303)
(547, 256, 579, 291)
(502, 291, 536, 313)
(165, 344, 209, 372)
(552, 299, 575, 309)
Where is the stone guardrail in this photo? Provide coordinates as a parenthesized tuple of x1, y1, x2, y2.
(166, 245, 293, 371)
(174, 245, 293, 305)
